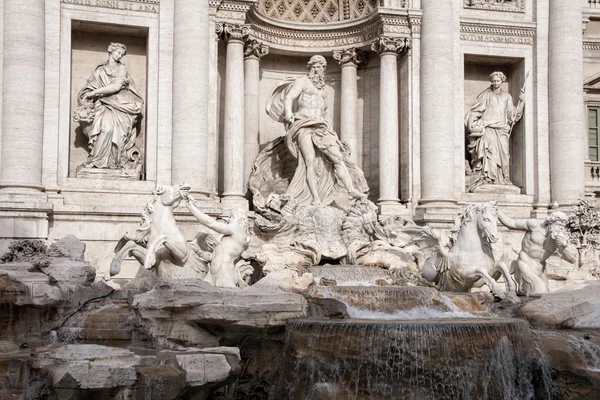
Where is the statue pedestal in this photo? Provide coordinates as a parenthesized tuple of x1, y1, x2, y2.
(471, 184, 521, 194)
(76, 166, 141, 180)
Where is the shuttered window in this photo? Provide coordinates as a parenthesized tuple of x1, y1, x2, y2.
(589, 106, 600, 161)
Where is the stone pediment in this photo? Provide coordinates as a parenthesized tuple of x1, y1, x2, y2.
(584, 72, 600, 91)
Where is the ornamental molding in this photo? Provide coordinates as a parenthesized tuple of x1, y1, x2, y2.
(247, 8, 412, 52)
(217, 23, 252, 42)
(60, 0, 159, 13)
(213, 0, 254, 13)
(333, 48, 368, 66)
(211, 0, 253, 21)
(244, 39, 270, 59)
(460, 22, 535, 45)
(584, 40, 600, 51)
(371, 36, 411, 55)
(463, 0, 525, 13)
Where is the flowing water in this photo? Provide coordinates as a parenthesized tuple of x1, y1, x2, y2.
(283, 266, 554, 399)
(280, 319, 551, 400)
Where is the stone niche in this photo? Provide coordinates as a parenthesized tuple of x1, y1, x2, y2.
(69, 21, 148, 179)
(463, 55, 527, 192)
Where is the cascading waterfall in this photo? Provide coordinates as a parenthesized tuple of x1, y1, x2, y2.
(280, 319, 553, 400)
(311, 266, 393, 286)
(316, 286, 488, 318)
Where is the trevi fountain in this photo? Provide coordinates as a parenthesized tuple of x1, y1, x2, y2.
(1, 0, 600, 399)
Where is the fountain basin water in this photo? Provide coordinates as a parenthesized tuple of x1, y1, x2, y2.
(280, 318, 552, 400)
(316, 286, 489, 318)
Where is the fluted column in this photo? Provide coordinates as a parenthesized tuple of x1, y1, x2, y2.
(372, 37, 409, 208)
(219, 23, 250, 208)
(419, 0, 458, 207)
(172, 0, 210, 193)
(549, 0, 585, 207)
(1, 0, 45, 193)
(333, 48, 367, 165)
(243, 39, 269, 183)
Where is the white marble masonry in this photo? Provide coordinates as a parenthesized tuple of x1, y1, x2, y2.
(221, 23, 250, 209)
(419, 0, 458, 207)
(172, 0, 211, 194)
(549, 0, 585, 208)
(244, 40, 269, 185)
(1, 0, 46, 193)
(333, 48, 366, 166)
(372, 37, 403, 207)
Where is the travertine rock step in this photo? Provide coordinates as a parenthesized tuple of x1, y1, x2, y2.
(59, 299, 136, 342)
(0, 357, 28, 398)
(133, 279, 308, 343)
(310, 265, 392, 286)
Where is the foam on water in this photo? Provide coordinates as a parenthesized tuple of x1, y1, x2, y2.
(346, 305, 480, 320)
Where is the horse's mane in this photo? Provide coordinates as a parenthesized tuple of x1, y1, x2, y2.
(129, 187, 164, 243)
(448, 202, 497, 248)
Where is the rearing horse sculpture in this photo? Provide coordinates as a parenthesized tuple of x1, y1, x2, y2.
(109, 183, 213, 279)
(404, 201, 516, 300)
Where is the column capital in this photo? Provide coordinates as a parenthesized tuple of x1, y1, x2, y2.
(332, 48, 368, 67)
(371, 36, 411, 56)
(216, 23, 251, 43)
(244, 39, 269, 60)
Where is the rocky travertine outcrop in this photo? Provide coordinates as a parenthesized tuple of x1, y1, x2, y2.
(522, 283, 600, 329)
(533, 331, 600, 400)
(132, 279, 308, 342)
(0, 237, 113, 344)
(33, 345, 141, 391)
(18, 344, 242, 399)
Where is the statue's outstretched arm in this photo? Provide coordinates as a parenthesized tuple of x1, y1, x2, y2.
(497, 211, 529, 231)
(186, 198, 236, 236)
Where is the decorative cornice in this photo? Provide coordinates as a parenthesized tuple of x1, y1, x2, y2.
(380, 14, 412, 36)
(217, 0, 254, 13)
(460, 22, 535, 45)
(60, 0, 159, 13)
(333, 48, 368, 67)
(244, 39, 270, 59)
(584, 40, 600, 51)
(217, 23, 251, 42)
(371, 36, 411, 55)
(211, 0, 253, 21)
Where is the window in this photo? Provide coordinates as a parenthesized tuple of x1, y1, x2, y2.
(589, 106, 600, 161)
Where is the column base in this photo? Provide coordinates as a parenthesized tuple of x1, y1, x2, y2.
(221, 194, 249, 212)
(0, 204, 52, 242)
(414, 200, 460, 228)
(377, 201, 411, 220)
(0, 187, 52, 241)
(530, 205, 550, 219)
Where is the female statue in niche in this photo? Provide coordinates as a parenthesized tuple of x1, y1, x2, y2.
(74, 42, 144, 170)
(464, 71, 524, 192)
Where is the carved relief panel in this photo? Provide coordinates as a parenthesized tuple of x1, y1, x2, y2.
(463, 0, 524, 13)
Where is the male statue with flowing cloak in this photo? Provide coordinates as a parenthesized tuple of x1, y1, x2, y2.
(264, 55, 368, 208)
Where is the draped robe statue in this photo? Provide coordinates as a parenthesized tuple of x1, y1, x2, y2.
(74, 42, 144, 171)
(465, 71, 524, 192)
